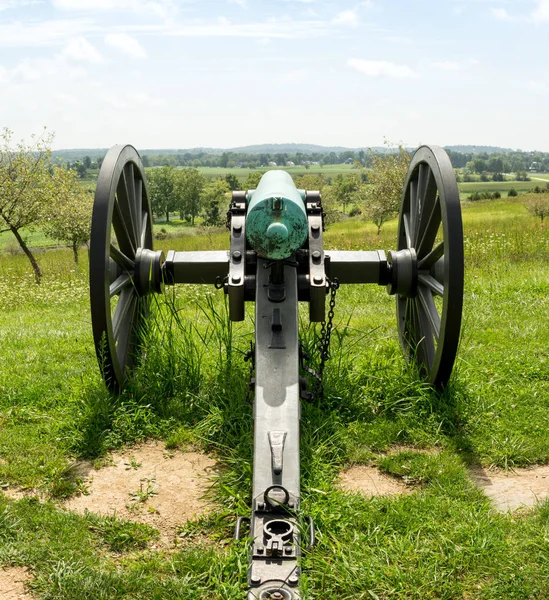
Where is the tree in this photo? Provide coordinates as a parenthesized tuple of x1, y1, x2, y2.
(525, 193, 549, 224)
(244, 171, 263, 189)
(0, 128, 60, 283)
(175, 168, 206, 225)
(293, 173, 326, 192)
(224, 173, 240, 191)
(202, 179, 230, 226)
(146, 166, 178, 222)
(42, 169, 93, 263)
(83, 155, 91, 169)
(360, 146, 410, 235)
(330, 172, 361, 214)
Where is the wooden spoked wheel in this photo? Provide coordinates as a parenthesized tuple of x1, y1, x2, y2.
(89, 145, 161, 391)
(394, 145, 464, 387)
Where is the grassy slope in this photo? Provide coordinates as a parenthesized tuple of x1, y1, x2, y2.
(1, 200, 549, 597)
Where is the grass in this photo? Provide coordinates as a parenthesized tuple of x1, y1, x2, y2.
(2, 198, 549, 597)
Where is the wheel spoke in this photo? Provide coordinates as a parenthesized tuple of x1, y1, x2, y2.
(140, 211, 148, 248)
(417, 241, 444, 270)
(115, 295, 138, 368)
(409, 179, 418, 244)
(416, 196, 441, 260)
(416, 167, 438, 245)
(116, 166, 138, 251)
(125, 163, 140, 243)
(418, 273, 444, 296)
(112, 198, 137, 258)
(417, 286, 441, 341)
(112, 287, 136, 342)
(110, 243, 135, 272)
(403, 213, 412, 249)
(135, 178, 144, 245)
(416, 301, 436, 370)
(110, 272, 133, 297)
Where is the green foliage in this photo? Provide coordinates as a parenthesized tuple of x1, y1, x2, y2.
(42, 169, 93, 263)
(359, 145, 410, 234)
(0, 128, 58, 282)
(201, 179, 230, 227)
(146, 166, 178, 222)
(525, 193, 549, 223)
(508, 188, 518, 197)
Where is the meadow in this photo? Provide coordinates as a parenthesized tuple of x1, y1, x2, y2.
(2, 196, 549, 598)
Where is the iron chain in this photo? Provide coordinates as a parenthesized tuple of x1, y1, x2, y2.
(313, 277, 339, 398)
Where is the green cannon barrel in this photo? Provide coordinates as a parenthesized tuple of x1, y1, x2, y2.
(246, 170, 309, 260)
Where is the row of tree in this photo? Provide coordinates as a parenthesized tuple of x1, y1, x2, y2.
(146, 148, 410, 236)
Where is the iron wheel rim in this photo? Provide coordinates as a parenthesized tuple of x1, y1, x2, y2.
(89, 145, 154, 391)
(396, 145, 464, 387)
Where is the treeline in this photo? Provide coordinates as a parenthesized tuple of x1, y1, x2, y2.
(64, 148, 549, 175)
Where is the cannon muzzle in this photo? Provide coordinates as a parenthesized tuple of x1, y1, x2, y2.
(246, 170, 309, 260)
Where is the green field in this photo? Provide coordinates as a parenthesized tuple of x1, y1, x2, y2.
(2, 195, 549, 597)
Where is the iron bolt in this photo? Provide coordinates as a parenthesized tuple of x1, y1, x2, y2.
(250, 574, 261, 585)
(313, 276, 323, 285)
(311, 224, 320, 232)
(233, 224, 242, 233)
(285, 547, 292, 555)
(231, 275, 241, 284)
(232, 251, 242, 262)
(312, 250, 321, 263)
(271, 593, 285, 600)
(288, 575, 299, 586)
(257, 546, 264, 554)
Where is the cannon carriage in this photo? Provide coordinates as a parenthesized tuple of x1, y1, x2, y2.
(89, 143, 464, 599)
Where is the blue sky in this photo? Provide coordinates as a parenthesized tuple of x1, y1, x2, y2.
(0, 0, 548, 150)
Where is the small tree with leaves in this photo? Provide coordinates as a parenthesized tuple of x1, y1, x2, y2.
(0, 128, 59, 283)
(525, 193, 549, 225)
(359, 145, 410, 235)
(202, 179, 230, 227)
(42, 168, 93, 264)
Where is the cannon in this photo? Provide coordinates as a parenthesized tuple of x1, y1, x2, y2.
(89, 144, 464, 599)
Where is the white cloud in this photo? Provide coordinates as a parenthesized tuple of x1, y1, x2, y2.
(348, 58, 418, 79)
(53, 0, 176, 17)
(127, 91, 165, 107)
(0, 0, 41, 10)
(0, 18, 98, 47)
(277, 68, 307, 84)
(532, 0, 549, 21)
(165, 18, 331, 39)
(432, 60, 460, 71)
(528, 80, 548, 90)
(492, 7, 513, 21)
(61, 37, 103, 64)
(228, 0, 246, 7)
(333, 9, 359, 26)
(105, 33, 147, 59)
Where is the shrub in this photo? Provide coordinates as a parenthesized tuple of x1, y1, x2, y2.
(508, 188, 518, 197)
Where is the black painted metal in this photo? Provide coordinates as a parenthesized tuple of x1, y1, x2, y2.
(394, 145, 464, 387)
(89, 145, 154, 391)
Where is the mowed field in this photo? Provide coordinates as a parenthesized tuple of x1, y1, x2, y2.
(2, 197, 549, 597)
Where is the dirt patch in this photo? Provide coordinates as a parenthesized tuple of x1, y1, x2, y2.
(64, 441, 217, 546)
(471, 465, 549, 512)
(338, 465, 412, 497)
(0, 566, 33, 599)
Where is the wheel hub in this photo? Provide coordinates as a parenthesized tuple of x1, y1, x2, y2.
(134, 248, 165, 295)
(387, 248, 417, 297)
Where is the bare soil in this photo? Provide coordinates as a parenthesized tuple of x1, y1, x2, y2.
(63, 441, 217, 546)
(338, 465, 412, 497)
(0, 567, 33, 599)
(470, 464, 549, 512)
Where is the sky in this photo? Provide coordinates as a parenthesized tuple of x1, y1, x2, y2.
(0, 0, 548, 151)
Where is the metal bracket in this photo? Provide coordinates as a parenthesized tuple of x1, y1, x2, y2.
(307, 192, 326, 322)
(228, 192, 247, 321)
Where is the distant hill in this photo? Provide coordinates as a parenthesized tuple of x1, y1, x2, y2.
(444, 145, 519, 155)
